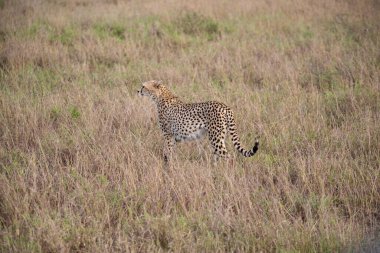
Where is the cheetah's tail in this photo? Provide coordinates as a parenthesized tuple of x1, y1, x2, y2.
(227, 109, 259, 157)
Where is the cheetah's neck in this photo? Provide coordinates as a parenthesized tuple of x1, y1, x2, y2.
(157, 89, 183, 108)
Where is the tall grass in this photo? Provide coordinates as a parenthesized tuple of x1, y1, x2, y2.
(0, 0, 379, 252)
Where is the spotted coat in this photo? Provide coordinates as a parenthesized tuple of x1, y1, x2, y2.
(138, 80, 259, 162)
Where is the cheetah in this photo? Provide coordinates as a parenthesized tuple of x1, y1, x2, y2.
(138, 80, 259, 163)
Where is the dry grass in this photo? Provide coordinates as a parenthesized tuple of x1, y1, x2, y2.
(0, 0, 379, 252)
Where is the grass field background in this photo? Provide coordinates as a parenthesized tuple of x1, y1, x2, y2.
(0, 0, 379, 252)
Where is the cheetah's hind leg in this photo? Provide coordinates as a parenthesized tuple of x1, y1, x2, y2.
(208, 124, 230, 164)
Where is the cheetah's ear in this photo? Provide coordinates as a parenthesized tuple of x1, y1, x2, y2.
(153, 80, 163, 88)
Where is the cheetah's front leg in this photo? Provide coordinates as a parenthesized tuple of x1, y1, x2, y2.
(163, 134, 175, 164)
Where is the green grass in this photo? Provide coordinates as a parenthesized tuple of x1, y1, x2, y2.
(49, 26, 76, 45)
(93, 22, 126, 41)
(69, 106, 80, 119)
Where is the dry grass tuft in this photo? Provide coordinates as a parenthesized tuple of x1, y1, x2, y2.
(1, 0, 379, 252)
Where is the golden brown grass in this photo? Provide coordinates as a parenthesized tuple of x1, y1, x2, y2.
(0, 0, 379, 252)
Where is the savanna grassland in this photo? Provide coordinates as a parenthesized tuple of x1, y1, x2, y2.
(0, 0, 379, 252)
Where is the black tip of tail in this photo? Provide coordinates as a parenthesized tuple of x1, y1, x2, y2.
(251, 139, 259, 155)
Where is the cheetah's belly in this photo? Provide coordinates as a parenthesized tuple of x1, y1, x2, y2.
(175, 128, 207, 142)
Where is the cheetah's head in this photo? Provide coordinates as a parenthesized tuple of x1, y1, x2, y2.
(138, 80, 164, 100)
